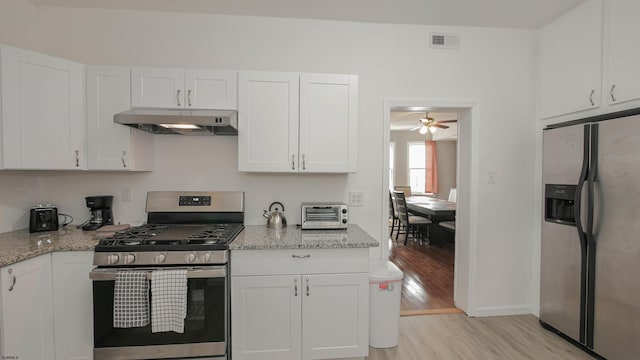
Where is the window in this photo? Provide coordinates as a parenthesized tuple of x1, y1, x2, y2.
(407, 141, 426, 194)
(389, 142, 395, 190)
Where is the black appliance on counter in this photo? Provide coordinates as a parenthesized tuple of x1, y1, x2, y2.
(90, 191, 244, 360)
(29, 204, 59, 233)
(83, 195, 114, 231)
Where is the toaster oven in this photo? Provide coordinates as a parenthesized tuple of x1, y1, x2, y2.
(301, 202, 348, 229)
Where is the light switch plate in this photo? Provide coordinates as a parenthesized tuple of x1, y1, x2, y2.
(349, 191, 365, 207)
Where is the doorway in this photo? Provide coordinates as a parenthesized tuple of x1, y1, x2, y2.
(382, 100, 476, 316)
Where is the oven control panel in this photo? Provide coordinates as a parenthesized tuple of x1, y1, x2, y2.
(178, 196, 211, 206)
(93, 250, 228, 266)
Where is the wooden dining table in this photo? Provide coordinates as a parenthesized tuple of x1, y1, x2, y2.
(405, 196, 456, 244)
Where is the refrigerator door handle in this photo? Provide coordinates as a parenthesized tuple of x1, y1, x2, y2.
(572, 124, 591, 344)
(585, 123, 599, 347)
(574, 125, 590, 245)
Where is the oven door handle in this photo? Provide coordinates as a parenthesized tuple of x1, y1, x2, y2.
(89, 267, 226, 281)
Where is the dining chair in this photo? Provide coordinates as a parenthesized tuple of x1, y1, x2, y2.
(393, 190, 431, 245)
(393, 185, 412, 198)
(447, 188, 457, 202)
(439, 221, 455, 231)
(389, 191, 399, 237)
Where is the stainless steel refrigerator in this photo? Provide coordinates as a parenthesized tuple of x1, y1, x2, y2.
(541, 110, 640, 360)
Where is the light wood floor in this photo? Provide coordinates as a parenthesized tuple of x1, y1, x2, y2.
(367, 314, 595, 360)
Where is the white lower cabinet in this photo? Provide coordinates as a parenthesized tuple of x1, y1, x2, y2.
(52, 251, 94, 360)
(0, 255, 55, 360)
(231, 275, 302, 360)
(0, 252, 94, 360)
(231, 249, 369, 360)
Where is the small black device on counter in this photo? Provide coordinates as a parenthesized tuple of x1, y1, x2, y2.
(82, 195, 114, 231)
(29, 205, 59, 233)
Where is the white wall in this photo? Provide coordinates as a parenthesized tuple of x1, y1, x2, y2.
(0, 0, 39, 50)
(390, 130, 456, 200)
(0, 4, 538, 315)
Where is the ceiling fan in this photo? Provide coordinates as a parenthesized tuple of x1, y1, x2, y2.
(410, 113, 457, 134)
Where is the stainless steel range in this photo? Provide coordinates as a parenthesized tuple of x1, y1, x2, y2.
(90, 191, 244, 360)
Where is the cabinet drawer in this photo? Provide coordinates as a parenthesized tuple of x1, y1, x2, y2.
(231, 248, 369, 276)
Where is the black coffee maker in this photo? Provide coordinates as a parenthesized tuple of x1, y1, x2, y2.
(82, 195, 114, 230)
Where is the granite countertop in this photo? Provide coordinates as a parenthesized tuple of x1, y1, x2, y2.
(0, 228, 98, 267)
(229, 224, 380, 250)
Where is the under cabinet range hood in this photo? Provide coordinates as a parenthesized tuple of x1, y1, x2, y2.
(114, 108, 238, 135)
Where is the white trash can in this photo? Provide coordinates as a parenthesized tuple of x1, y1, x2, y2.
(369, 261, 403, 348)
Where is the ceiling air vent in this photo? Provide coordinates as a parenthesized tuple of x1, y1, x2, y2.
(430, 33, 460, 49)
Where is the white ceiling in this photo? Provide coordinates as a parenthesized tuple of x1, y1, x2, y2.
(29, 0, 584, 29)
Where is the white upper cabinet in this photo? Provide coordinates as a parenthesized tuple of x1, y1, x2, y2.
(539, 0, 640, 121)
(539, 0, 603, 119)
(86, 66, 154, 171)
(238, 71, 358, 173)
(299, 74, 358, 173)
(132, 67, 237, 109)
(1, 46, 86, 169)
(605, 0, 640, 105)
(238, 71, 299, 172)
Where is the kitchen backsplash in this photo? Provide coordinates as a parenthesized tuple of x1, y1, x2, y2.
(0, 136, 353, 233)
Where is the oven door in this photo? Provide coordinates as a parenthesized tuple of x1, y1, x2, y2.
(90, 266, 227, 360)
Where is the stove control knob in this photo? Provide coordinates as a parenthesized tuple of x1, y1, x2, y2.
(155, 253, 167, 264)
(203, 252, 212, 263)
(124, 254, 136, 264)
(187, 252, 197, 263)
(107, 254, 120, 265)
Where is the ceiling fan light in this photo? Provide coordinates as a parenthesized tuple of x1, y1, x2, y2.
(419, 126, 429, 134)
(429, 126, 437, 134)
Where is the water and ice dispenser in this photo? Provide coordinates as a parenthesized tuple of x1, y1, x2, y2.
(545, 184, 576, 225)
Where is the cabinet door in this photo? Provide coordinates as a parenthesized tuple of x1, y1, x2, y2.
(1, 46, 85, 169)
(606, 0, 640, 105)
(52, 252, 94, 360)
(302, 273, 369, 360)
(131, 67, 185, 108)
(185, 69, 237, 109)
(1, 255, 54, 360)
(87, 66, 154, 170)
(300, 74, 358, 173)
(539, 0, 603, 119)
(231, 275, 302, 360)
(238, 71, 299, 172)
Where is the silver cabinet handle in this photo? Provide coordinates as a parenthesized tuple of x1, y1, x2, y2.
(302, 154, 306, 170)
(176, 89, 181, 107)
(306, 277, 310, 296)
(291, 154, 296, 170)
(122, 150, 127, 168)
(8, 269, 16, 291)
(75, 150, 79, 167)
(187, 89, 192, 107)
(589, 89, 595, 106)
(610, 84, 616, 102)
(294, 278, 298, 296)
(292, 254, 311, 259)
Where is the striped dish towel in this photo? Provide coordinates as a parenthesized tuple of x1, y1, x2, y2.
(151, 269, 188, 333)
(113, 271, 149, 328)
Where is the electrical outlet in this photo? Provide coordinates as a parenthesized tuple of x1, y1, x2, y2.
(349, 191, 365, 207)
(488, 171, 496, 184)
(121, 187, 131, 202)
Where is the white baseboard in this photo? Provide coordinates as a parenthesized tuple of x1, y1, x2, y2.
(468, 304, 533, 317)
